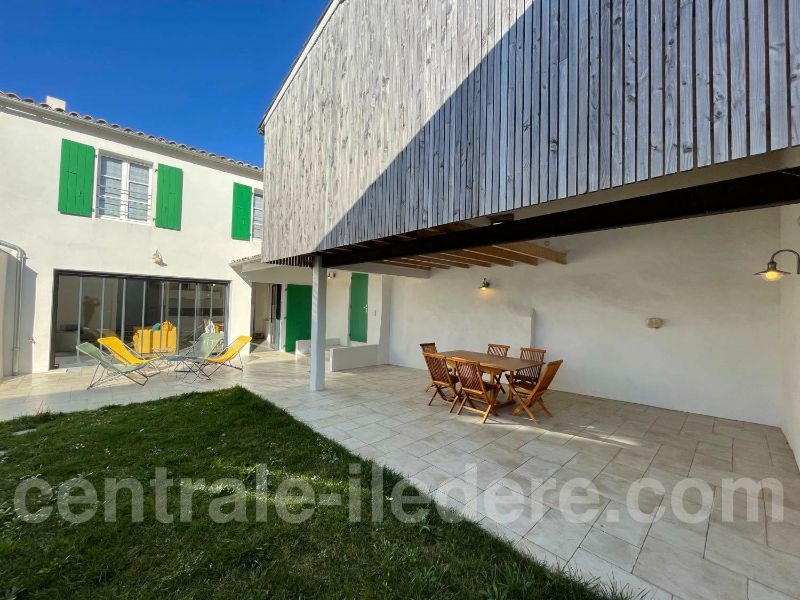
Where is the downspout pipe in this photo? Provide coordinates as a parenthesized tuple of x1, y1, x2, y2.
(0, 239, 27, 376)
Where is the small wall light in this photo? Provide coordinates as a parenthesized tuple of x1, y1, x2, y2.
(152, 250, 164, 266)
(327, 271, 336, 279)
(755, 249, 800, 282)
(645, 318, 663, 329)
(480, 278, 490, 290)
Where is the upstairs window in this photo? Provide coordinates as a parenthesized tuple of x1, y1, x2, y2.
(252, 191, 264, 240)
(96, 155, 152, 223)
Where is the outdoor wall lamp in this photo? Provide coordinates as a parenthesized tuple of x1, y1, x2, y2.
(327, 271, 336, 279)
(152, 250, 164, 266)
(755, 249, 800, 282)
(480, 278, 490, 290)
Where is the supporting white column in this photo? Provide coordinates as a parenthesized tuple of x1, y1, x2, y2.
(310, 256, 327, 391)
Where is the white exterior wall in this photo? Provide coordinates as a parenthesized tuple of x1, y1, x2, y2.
(325, 272, 351, 346)
(388, 209, 783, 426)
(0, 104, 262, 373)
(779, 205, 800, 458)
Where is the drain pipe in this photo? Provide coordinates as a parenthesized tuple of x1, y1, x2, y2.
(0, 239, 27, 376)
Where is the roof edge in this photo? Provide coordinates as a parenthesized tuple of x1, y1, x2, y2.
(257, 0, 343, 135)
(0, 92, 263, 175)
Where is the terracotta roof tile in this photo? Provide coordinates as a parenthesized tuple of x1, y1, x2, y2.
(0, 90, 262, 173)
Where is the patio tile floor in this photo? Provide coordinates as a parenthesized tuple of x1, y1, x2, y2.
(1, 351, 799, 599)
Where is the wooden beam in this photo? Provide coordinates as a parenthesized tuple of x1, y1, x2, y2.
(431, 222, 476, 233)
(445, 248, 518, 266)
(412, 254, 471, 268)
(495, 241, 568, 264)
(429, 251, 496, 267)
(379, 260, 431, 271)
(388, 257, 451, 269)
(469, 246, 539, 266)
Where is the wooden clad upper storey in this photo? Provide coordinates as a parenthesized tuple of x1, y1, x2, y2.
(260, 0, 800, 262)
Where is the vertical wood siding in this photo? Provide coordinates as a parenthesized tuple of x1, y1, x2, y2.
(262, 0, 800, 262)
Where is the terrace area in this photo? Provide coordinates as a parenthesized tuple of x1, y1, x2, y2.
(1, 350, 798, 599)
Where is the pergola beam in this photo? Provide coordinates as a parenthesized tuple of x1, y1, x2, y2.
(412, 254, 471, 268)
(388, 256, 451, 269)
(447, 248, 518, 266)
(469, 245, 539, 265)
(379, 259, 431, 270)
(424, 252, 493, 267)
(497, 241, 567, 264)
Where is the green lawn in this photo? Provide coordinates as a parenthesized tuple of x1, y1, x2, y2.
(0, 387, 618, 599)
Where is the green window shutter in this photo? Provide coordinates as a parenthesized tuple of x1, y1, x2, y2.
(231, 182, 252, 240)
(155, 164, 183, 230)
(58, 139, 95, 216)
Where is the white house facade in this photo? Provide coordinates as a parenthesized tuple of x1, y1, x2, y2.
(0, 92, 263, 376)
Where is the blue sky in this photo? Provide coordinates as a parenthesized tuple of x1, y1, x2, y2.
(0, 1, 330, 166)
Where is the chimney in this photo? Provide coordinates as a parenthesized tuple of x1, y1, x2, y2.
(45, 96, 66, 111)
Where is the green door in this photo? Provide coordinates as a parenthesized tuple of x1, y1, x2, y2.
(285, 284, 312, 353)
(349, 273, 368, 343)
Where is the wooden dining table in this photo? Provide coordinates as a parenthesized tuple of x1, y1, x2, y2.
(439, 349, 544, 410)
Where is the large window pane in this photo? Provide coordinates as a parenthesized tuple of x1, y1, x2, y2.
(252, 192, 264, 240)
(79, 277, 104, 342)
(210, 283, 226, 341)
(99, 278, 122, 339)
(127, 162, 150, 222)
(197, 283, 211, 327)
(52, 274, 228, 368)
(53, 275, 81, 367)
(97, 156, 123, 218)
(178, 282, 198, 350)
(142, 280, 172, 354)
(123, 279, 145, 353)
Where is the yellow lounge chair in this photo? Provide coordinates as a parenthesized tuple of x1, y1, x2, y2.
(97, 336, 160, 372)
(186, 335, 252, 381)
(77, 343, 152, 388)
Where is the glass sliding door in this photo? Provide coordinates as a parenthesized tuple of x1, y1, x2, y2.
(51, 271, 229, 369)
(197, 283, 212, 334)
(122, 278, 145, 355)
(164, 281, 180, 349)
(53, 275, 82, 367)
(210, 283, 226, 340)
(177, 282, 198, 351)
(100, 278, 123, 339)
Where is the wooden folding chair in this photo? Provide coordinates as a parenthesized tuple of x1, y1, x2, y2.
(420, 342, 438, 354)
(507, 347, 546, 389)
(486, 343, 511, 392)
(510, 360, 563, 422)
(452, 358, 501, 424)
(487, 343, 510, 357)
(420, 342, 439, 392)
(422, 352, 461, 412)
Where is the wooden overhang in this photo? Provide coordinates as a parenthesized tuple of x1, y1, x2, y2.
(365, 225, 566, 271)
(307, 166, 800, 270)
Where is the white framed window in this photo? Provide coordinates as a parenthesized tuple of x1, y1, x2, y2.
(252, 191, 264, 240)
(96, 155, 152, 224)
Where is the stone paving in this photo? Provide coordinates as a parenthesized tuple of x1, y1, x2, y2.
(1, 351, 799, 599)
